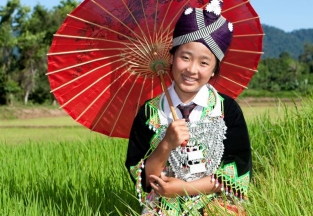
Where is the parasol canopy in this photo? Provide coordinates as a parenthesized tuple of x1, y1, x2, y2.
(47, 0, 264, 138)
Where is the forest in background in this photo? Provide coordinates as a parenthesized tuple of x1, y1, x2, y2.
(262, 25, 313, 59)
(1, 0, 313, 106)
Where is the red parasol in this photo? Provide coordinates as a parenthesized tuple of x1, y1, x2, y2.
(47, 0, 264, 138)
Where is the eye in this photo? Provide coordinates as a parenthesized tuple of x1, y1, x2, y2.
(201, 61, 209, 66)
(181, 55, 189, 60)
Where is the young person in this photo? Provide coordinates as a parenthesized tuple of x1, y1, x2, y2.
(125, 1, 252, 215)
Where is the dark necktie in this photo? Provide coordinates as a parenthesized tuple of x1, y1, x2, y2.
(177, 103, 197, 122)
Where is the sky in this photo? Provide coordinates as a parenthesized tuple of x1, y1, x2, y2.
(2, 0, 313, 32)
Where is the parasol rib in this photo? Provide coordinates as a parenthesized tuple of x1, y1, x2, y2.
(124, 49, 153, 66)
(91, 71, 136, 131)
(232, 16, 261, 24)
(140, 0, 153, 47)
(125, 43, 154, 66)
(91, 0, 145, 42)
(161, 1, 192, 34)
(47, 48, 128, 56)
(60, 63, 129, 109)
(222, 0, 250, 13)
(52, 34, 133, 46)
(67, 14, 140, 43)
(49, 58, 125, 93)
(164, 71, 173, 83)
(219, 75, 248, 89)
(118, 1, 152, 53)
(223, 61, 258, 72)
(119, 0, 155, 52)
(47, 54, 123, 75)
(135, 75, 148, 114)
(108, 74, 142, 136)
(233, 34, 265, 38)
(150, 73, 154, 98)
(75, 68, 131, 122)
(228, 49, 264, 54)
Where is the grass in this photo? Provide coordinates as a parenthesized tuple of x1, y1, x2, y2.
(245, 99, 313, 215)
(0, 105, 60, 120)
(0, 102, 283, 144)
(0, 97, 313, 215)
(0, 127, 101, 144)
(0, 116, 77, 127)
(0, 137, 139, 215)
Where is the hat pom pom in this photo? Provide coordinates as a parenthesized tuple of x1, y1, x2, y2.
(228, 23, 233, 32)
(184, 7, 193, 15)
(206, 0, 222, 16)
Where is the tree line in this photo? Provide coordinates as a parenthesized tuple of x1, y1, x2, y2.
(1, 0, 313, 106)
(0, 0, 79, 105)
(249, 45, 313, 94)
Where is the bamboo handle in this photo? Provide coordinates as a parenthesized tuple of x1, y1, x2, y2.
(159, 73, 178, 120)
(155, 63, 178, 120)
(156, 65, 187, 147)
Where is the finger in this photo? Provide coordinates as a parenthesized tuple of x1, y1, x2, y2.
(149, 175, 159, 181)
(151, 175, 166, 187)
(175, 119, 186, 123)
(179, 127, 189, 133)
(149, 175, 160, 186)
(172, 119, 187, 126)
(150, 181, 159, 191)
(149, 176, 163, 191)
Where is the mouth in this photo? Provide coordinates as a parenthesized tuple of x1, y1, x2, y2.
(182, 74, 197, 82)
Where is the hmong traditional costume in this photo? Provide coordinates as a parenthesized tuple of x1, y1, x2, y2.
(125, 84, 252, 215)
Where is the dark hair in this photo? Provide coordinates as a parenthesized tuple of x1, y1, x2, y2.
(169, 45, 220, 77)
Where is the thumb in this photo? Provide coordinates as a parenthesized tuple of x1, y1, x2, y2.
(160, 172, 169, 182)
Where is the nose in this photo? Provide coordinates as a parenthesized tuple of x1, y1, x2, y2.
(187, 61, 197, 73)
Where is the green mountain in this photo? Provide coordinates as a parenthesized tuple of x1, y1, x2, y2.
(262, 24, 313, 59)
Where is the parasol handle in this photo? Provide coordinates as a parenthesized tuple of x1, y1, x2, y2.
(157, 64, 188, 147)
(155, 64, 178, 120)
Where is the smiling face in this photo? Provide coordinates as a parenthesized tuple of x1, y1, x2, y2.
(171, 42, 217, 103)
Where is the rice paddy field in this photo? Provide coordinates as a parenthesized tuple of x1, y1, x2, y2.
(0, 97, 312, 215)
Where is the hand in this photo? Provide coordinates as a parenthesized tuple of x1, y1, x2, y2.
(163, 119, 189, 149)
(149, 173, 187, 198)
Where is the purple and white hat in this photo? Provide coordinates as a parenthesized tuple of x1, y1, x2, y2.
(171, 0, 233, 61)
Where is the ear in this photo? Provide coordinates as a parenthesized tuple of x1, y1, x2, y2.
(211, 73, 215, 77)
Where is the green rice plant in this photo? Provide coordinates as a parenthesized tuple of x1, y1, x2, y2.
(245, 97, 313, 215)
(0, 127, 101, 144)
(0, 137, 140, 215)
(0, 116, 77, 127)
(1, 97, 313, 215)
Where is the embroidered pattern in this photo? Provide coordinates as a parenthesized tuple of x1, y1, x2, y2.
(215, 162, 250, 199)
(131, 88, 250, 214)
(145, 95, 161, 132)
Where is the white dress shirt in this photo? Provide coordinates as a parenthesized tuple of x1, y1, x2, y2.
(158, 82, 222, 125)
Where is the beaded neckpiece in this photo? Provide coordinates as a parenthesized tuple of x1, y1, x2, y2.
(167, 116, 226, 181)
(147, 86, 226, 181)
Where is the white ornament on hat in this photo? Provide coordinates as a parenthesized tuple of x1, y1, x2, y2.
(228, 23, 233, 32)
(211, 0, 220, 7)
(206, 0, 222, 16)
(185, 7, 193, 15)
